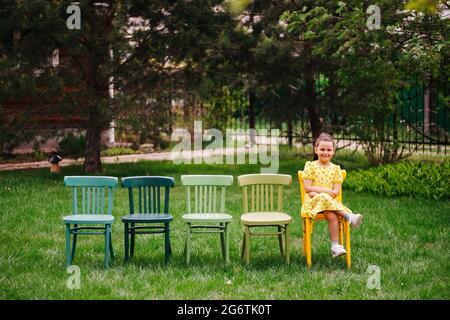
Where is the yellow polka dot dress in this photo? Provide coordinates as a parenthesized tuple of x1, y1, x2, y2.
(301, 160, 352, 218)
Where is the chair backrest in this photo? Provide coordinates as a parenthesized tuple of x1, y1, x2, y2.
(181, 175, 233, 214)
(238, 174, 292, 213)
(64, 176, 118, 215)
(297, 170, 346, 204)
(121, 176, 175, 214)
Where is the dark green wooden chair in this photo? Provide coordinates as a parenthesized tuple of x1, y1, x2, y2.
(63, 176, 118, 268)
(181, 175, 234, 265)
(121, 176, 175, 264)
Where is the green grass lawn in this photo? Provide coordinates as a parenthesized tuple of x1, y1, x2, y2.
(0, 157, 449, 299)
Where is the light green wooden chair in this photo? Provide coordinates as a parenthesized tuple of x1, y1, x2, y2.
(238, 174, 293, 264)
(63, 176, 118, 268)
(181, 175, 234, 265)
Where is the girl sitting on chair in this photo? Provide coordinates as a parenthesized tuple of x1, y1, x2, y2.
(302, 133, 363, 258)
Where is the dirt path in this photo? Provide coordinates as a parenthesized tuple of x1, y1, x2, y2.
(0, 147, 252, 171)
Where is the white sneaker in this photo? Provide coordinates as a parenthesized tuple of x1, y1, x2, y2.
(331, 244, 347, 258)
(349, 213, 363, 229)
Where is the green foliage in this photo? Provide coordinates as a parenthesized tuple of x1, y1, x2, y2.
(101, 147, 137, 157)
(226, 0, 252, 15)
(346, 161, 450, 199)
(0, 108, 34, 157)
(2, 0, 449, 170)
(405, 0, 443, 14)
(1, 0, 240, 172)
(281, 0, 450, 164)
(31, 141, 49, 161)
(57, 133, 86, 159)
(206, 87, 249, 129)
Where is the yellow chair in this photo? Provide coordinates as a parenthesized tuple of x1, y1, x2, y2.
(297, 170, 351, 268)
(238, 174, 293, 265)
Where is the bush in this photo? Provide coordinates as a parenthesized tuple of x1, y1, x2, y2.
(58, 133, 86, 159)
(101, 147, 137, 157)
(346, 161, 450, 199)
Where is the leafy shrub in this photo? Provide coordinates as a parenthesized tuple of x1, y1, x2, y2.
(101, 147, 137, 157)
(58, 133, 86, 159)
(345, 161, 450, 199)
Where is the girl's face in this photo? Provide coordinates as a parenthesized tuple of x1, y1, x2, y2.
(315, 140, 335, 164)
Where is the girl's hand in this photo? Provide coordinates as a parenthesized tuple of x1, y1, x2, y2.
(309, 192, 319, 198)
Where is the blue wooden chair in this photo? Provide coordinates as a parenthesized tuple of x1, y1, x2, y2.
(121, 176, 175, 264)
(63, 176, 118, 268)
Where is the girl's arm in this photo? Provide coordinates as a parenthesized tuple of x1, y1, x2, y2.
(303, 180, 336, 197)
(331, 183, 341, 198)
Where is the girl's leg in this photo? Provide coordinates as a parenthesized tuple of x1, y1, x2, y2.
(324, 211, 339, 242)
(326, 210, 347, 257)
(335, 210, 348, 219)
(335, 210, 363, 228)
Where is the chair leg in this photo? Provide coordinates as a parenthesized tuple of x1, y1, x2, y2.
(241, 230, 246, 260)
(305, 218, 312, 268)
(302, 219, 306, 257)
(185, 223, 191, 265)
(70, 224, 78, 262)
(244, 225, 250, 265)
(285, 224, 290, 265)
(130, 223, 135, 258)
(164, 222, 170, 265)
(278, 226, 284, 257)
(345, 221, 351, 269)
(184, 229, 187, 256)
(225, 223, 230, 265)
(124, 223, 129, 262)
(109, 227, 114, 260)
(220, 223, 226, 260)
(65, 224, 71, 267)
(104, 224, 111, 268)
(339, 221, 344, 246)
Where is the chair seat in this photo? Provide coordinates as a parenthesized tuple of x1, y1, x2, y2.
(300, 212, 346, 221)
(63, 214, 114, 224)
(301, 212, 326, 219)
(122, 213, 173, 223)
(241, 212, 292, 225)
(182, 213, 232, 223)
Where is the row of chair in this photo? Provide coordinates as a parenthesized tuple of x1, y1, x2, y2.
(63, 172, 352, 268)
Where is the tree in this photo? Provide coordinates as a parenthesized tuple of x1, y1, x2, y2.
(0, 0, 235, 172)
(281, 0, 449, 164)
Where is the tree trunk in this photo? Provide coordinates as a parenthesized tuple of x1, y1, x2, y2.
(287, 118, 293, 148)
(81, 3, 116, 173)
(248, 89, 256, 145)
(305, 64, 321, 154)
(327, 70, 339, 126)
(82, 49, 108, 173)
(84, 125, 103, 172)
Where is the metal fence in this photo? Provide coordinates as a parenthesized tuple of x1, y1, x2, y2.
(224, 79, 449, 156)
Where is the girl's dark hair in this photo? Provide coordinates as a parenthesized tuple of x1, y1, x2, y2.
(313, 133, 335, 160)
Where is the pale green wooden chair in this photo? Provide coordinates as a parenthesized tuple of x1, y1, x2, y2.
(181, 175, 234, 265)
(63, 176, 118, 268)
(238, 174, 293, 264)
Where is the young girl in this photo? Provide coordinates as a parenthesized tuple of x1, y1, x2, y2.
(301, 133, 363, 258)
